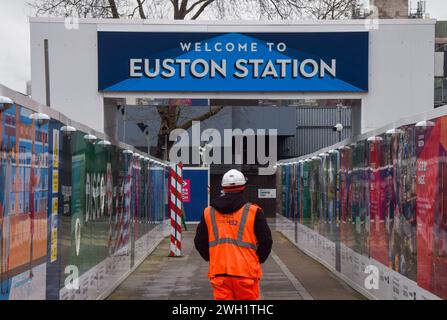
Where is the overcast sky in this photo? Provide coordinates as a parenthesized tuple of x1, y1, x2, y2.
(0, 0, 446, 94)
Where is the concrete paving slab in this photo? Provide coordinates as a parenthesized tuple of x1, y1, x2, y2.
(108, 226, 365, 300)
(271, 231, 365, 300)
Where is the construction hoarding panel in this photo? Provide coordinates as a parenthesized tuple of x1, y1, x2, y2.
(277, 114, 447, 300)
(0, 103, 169, 300)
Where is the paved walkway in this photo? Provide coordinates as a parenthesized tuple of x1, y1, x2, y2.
(108, 225, 363, 300)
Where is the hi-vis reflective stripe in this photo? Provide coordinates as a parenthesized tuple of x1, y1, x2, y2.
(209, 237, 257, 250)
(208, 203, 257, 250)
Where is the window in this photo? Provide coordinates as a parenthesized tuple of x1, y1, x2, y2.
(435, 77, 445, 106)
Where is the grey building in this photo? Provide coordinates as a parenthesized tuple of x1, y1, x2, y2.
(117, 101, 353, 216)
(373, 0, 409, 19)
(117, 102, 352, 161)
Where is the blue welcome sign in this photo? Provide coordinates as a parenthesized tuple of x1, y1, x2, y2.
(98, 31, 369, 92)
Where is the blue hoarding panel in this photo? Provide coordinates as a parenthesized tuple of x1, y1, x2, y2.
(182, 169, 209, 222)
(98, 32, 369, 93)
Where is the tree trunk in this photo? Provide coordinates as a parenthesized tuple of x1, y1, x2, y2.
(108, 0, 120, 18)
(154, 105, 224, 160)
(136, 0, 147, 19)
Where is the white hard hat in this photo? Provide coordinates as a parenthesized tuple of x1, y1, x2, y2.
(221, 169, 247, 187)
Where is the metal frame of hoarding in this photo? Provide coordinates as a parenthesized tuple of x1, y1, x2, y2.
(278, 103, 447, 164)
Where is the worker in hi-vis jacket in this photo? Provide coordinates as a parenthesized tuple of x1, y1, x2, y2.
(194, 169, 273, 300)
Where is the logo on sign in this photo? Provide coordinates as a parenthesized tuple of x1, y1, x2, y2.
(182, 179, 190, 203)
(364, 265, 379, 290)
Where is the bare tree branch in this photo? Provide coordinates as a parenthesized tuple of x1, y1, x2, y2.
(28, 0, 131, 18)
(179, 0, 188, 15)
(190, 0, 214, 19)
(135, 0, 146, 19)
(29, 0, 363, 21)
(185, 0, 208, 15)
(172, 0, 181, 18)
(269, 0, 285, 19)
(108, 0, 119, 18)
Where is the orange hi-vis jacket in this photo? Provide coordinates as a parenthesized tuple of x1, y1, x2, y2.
(204, 203, 262, 279)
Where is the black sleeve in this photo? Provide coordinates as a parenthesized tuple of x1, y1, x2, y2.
(254, 208, 273, 263)
(194, 214, 210, 261)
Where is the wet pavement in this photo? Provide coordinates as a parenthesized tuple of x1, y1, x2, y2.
(108, 224, 363, 300)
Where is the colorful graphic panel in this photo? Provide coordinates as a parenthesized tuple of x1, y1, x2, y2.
(277, 115, 447, 300)
(0, 103, 169, 300)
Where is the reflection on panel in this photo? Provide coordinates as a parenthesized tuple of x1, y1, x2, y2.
(277, 116, 447, 300)
(0, 103, 169, 300)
